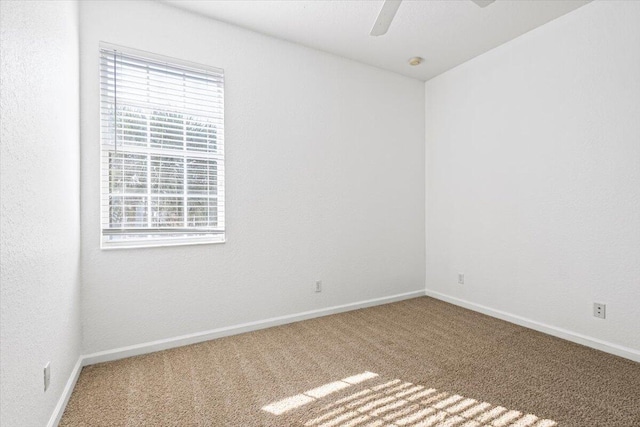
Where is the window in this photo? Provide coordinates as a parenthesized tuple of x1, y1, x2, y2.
(100, 44, 225, 248)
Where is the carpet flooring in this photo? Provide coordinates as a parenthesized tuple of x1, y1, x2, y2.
(60, 297, 640, 426)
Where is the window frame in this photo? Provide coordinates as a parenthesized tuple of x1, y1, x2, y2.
(99, 42, 225, 249)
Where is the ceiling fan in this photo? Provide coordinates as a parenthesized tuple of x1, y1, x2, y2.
(370, 0, 496, 36)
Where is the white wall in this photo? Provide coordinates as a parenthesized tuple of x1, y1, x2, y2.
(0, 1, 82, 426)
(425, 0, 640, 356)
(80, 1, 425, 353)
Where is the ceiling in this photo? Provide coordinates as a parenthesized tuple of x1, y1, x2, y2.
(163, 0, 590, 81)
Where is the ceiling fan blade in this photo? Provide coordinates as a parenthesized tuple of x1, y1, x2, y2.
(470, 0, 496, 7)
(370, 0, 403, 36)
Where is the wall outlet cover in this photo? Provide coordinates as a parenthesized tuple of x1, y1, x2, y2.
(593, 303, 606, 319)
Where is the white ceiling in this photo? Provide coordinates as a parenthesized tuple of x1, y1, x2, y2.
(163, 0, 590, 81)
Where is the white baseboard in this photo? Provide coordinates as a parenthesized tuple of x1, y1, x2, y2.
(424, 289, 640, 363)
(82, 290, 426, 366)
(47, 356, 83, 427)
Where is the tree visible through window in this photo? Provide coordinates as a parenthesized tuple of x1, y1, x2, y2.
(100, 45, 225, 248)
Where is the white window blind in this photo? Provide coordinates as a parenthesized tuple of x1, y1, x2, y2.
(100, 44, 225, 248)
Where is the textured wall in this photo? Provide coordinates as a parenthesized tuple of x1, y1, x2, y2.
(425, 0, 640, 353)
(0, 1, 81, 426)
(80, 1, 425, 353)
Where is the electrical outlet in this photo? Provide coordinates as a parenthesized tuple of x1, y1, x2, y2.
(458, 273, 464, 285)
(593, 303, 606, 319)
(315, 280, 322, 293)
(44, 362, 51, 392)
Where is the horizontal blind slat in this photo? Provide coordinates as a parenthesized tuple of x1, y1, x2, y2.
(100, 73, 224, 97)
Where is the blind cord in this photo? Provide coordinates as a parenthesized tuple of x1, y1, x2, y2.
(113, 50, 117, 154)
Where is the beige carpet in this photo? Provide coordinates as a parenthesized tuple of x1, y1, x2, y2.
(61, 297, 640, 426)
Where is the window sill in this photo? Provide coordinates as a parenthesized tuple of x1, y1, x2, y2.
(101, 235, 226, 250)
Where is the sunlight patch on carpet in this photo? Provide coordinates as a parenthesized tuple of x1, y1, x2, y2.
(262, 372, 557, 427)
